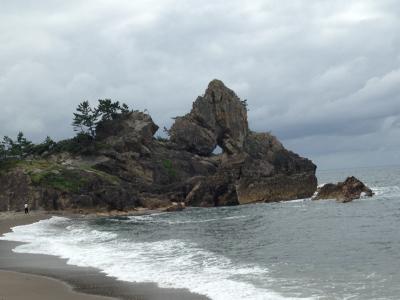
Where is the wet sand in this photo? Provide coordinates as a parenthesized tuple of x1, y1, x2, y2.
(0, 211, 210, 300)
(0, 270, 115, 300)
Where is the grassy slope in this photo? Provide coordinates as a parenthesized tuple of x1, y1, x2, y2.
(0, 159, 120, 193)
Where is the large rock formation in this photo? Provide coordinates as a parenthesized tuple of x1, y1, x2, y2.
(170, 80, 248, 155)
(313, 176, 374, 203)
(169, 79, 317, 206)
(0, 79, 318, 212)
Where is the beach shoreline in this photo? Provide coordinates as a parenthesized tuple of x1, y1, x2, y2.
(0, 211, 210, 300)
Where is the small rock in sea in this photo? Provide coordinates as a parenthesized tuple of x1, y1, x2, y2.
(164, 202, 186, 212)
(313, 176, 374, 203)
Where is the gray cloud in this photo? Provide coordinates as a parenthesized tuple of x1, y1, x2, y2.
(1, 0, 400, 169)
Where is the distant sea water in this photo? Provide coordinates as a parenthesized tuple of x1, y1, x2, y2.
(2, 166, 400, 300)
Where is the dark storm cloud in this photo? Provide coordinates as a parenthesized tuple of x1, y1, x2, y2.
(1, 0, 400, 169)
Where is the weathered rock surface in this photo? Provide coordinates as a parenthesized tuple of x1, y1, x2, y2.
(96, 111, 159, 153)
(169, 80, 317, 206)
(0, 168, 37, 211)
(236, 132, 317, 204)
(0, 162, 139, 212)
(0, 79, 318, 212)
(313, 176, 374, 203)
(170, 80, 248, 155)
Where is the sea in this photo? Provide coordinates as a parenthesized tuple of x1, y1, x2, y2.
(1, 166, 400, 300)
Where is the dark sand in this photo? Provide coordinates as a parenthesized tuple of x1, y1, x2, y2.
(0, 212, 210, 300)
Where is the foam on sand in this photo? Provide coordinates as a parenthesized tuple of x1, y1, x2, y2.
(1, 217, 314, 300)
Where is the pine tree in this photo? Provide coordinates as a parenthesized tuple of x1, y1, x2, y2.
(16, 132, 33, 157)
(0, 133, 33, 158)
(43, 136, 56, 150)
(72, 99, 131, 139)
(72, 101, 98, 138)
(97, 99, 122, 121)
(33, 136, 56, 155)
(3, 136, 14, 157)
(0, 142, 6, 160)
(121, 103, 130, 114)
(241, 99, 249, 111)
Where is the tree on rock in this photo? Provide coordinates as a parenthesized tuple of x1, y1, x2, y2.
(2, 136, 14, 158)
(1, 132, 33, 159)
(97, 99, 130, 121)
(72, 101, 98, 138)
(32, 136, 56, 155)
(72, 99, 131, 139)
(0, 142, 6, 160)
(16, 132, 34, 157)
(97, 99, 121, 121)
(121, 103, 130, 114)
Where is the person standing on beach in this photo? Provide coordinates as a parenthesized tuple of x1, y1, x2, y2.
(24, 203, 29, 214)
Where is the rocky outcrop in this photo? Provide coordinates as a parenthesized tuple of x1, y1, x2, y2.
(0, 79, 318, 212)
(313, 176, 374, 203)
(163, 202, 186, 212)
(0, 162, 139, 212)
(170, 80, 248, 155)
(96, 111, 159, 153)
(0, 168, 37, 211)
(170, 80, 317, 206)
(236, 132, 317, 204)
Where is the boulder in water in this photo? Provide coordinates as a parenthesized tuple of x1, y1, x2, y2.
(313, 176, 374, 203)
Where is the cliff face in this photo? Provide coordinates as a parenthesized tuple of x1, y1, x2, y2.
(0, 159, 138, 212)
(0, 80, 317, 212)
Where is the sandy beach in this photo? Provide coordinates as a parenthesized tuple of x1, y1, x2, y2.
(0, 270, 115, 300)
(0, 211, 209, 300)
(0, 211, 115, 300)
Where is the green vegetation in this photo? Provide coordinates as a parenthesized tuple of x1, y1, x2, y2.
(0, 159, 120, 192)
(72, 101, 98, 138)
(51, 133, 111, 155)
(0, 99, 131, 195)
(0, 133, 56, 161)
(33, 136, 57, 155)
(0, 97, 136, 196)
(1, 132, 33, 159)
(0, 159, 21, 175)
(30, 168, 88, 193)
(97, 99, 129, 121)
(156, 135, 169, 142)
(241, 99, 249, 111)
(162, 159, 177, 179)
(0, 98, 131, 162)
(72, 99, 131, 138)
(0, 160, 78, 192)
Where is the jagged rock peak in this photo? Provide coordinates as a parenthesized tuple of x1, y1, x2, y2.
(170, 79, 249, 156)
(204, 79, 240, 101)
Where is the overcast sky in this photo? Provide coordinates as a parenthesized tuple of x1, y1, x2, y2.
(1, 0, 400, 170)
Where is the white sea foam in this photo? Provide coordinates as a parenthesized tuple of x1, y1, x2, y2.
(284, 198, 311, 203)
(371, 185, 400, 197)
(125, 214, 249, 224)
(0, 217, 314, 300)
